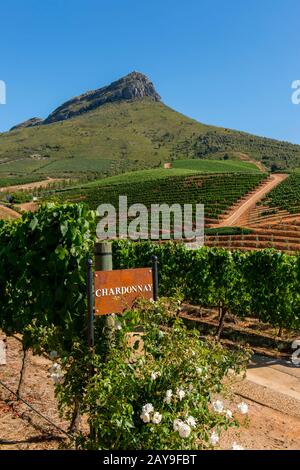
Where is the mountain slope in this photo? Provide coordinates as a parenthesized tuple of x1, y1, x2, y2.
(1, 99, 211, 177)
(1, 71, 300, 178)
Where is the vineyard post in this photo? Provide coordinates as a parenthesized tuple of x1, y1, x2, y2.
(216, 301, 226, 340)
(94, 241, 114, 359)
(87, 257, 95, 440)
(151, 255, 159, 301)
(94, 241, 113, 272)
(87, 258, 94, 350)
(218, 300, 223, 320)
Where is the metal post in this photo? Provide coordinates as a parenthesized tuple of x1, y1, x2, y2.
(152, 255, 159, 301)
(87, 258, 95, 440)
(87, 258, 94, 348)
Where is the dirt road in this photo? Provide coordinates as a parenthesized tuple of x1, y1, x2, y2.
(216, 173, 288, 227)
(0, 205, 21, 220)
(0, 177, 61, 194)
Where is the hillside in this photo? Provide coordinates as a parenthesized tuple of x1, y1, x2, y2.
(1, 72, 300, 179)
(171, 159, 260, 172)
(49, 168, 266, 225)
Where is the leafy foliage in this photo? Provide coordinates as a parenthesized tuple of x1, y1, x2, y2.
(74, 299, 249, 450)
(0, 203, 96, 353)
(113, 240, 300, 328)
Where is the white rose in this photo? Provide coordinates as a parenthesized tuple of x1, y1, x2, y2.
(196, 367, 202, 375)
(209, 431, 219, 446)
(237, 402, 249, 414)
(140, 412, 151, 423)
(225, 409, 233, 419)
(186, 416, 197, 428)
(142, 403, 154, 414)
(178, 423, 191, 438)
(232, 442, 244, 450)
(50, 362, 61, 373)
(173, 419, 183, 431)
(176, 388, 186, 401)
(164, 389, 173, 404)
(212, 400, 224, 413)
(50, 373, 63, 384)
(152, 412, 162, 424)
(151, 371, 160, 381)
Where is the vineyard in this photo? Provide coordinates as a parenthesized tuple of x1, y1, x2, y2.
(0, 204, 253, 449)
(263, 173, 300, 214)
(203, 173, 300, 253)
(52, 170, 267, 223)
(1, 203, 300, 343)
(169, 159, 260, 173)
(1, 204, 300, 449)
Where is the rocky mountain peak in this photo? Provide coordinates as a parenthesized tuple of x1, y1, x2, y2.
(10, 117, 43, 131)
(43, 71, 161, 125)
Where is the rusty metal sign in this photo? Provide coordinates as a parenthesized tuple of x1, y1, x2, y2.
(94, 268, 153, 315)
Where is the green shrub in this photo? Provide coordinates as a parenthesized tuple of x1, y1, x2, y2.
(72, 298, 249, 450)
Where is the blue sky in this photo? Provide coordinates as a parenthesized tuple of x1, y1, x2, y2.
(0, 0, 299, 143)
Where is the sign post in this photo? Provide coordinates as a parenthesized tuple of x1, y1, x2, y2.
(151, 255, 158, 302)
(86, 241, 159, 438)
(87, 258, 94, 350)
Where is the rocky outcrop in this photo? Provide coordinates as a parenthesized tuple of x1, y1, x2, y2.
(10, 117, 43, 131)
(43, 71, 161, 125)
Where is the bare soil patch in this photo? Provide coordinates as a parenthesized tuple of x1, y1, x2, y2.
(0, 334, 74, 450)
(0, 205, 20, 220)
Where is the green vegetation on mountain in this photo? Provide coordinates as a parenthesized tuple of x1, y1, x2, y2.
(1, 71, 300, 180)
(171, 159, 260, 173)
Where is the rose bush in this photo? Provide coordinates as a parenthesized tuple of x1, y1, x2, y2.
(60, 298, 251, 450)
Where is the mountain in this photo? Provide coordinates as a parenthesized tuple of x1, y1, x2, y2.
(2, 71, 300, 178)
(9, 72, 160, 131)
(43, 71, 161, 125)
(10, 117, 43, 131)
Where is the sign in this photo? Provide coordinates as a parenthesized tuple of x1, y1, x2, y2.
(94, 267, 153, 315)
